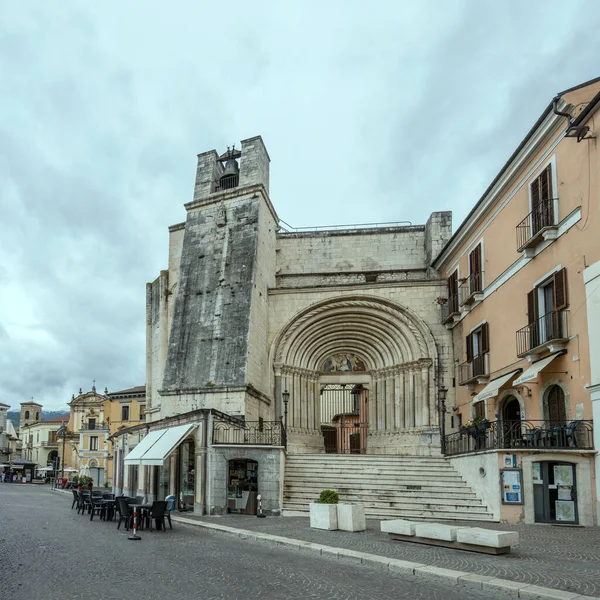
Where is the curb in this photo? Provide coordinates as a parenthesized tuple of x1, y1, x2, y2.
(172, 516, 598, 600)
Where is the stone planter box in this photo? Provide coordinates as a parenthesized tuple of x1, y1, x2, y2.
(309, 503, 338, 530)
(337, 503, 366, 532)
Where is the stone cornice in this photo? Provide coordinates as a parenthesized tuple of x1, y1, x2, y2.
(183, 183, 278, 224)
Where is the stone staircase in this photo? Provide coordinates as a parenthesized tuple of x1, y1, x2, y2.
(283, 454, 496, 522)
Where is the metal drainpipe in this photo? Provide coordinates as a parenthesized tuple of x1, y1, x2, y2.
(552, 96, 573, 127)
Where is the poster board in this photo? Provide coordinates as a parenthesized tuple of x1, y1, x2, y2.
(501, 468, 523, 504)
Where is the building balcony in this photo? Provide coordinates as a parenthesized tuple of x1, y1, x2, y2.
(212, 420, 286, 447)
(516, 310, 569, 358)
(458, 353, 490, 386)
(459, 271, 484, 308)
(516, 198, 559, 254)
(444, 419, 593, 456)
(441, 294, 461, 326)
(41, 441, 58, 447)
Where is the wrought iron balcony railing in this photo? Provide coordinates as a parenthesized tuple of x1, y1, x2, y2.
(41, 440, 58, 447)
(444, 419, 593, 456)
(212, 420, 286, 447)
(458, 353, 490, 386)
(516, 310, 568, 357)
(459, 271, 484, 306)
(516, 198, 558, 252)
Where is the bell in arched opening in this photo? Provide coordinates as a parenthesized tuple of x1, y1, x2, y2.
(219, 146, 240, 190)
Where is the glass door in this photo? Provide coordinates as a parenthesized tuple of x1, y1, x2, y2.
(533, 461, 578, 524)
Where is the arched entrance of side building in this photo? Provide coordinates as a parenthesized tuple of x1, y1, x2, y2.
(499, 394, 522, 447)
(271, 296, 439, 456)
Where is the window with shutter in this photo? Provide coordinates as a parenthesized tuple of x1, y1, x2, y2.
(481, 322, 490, 353)
(553, 268, 568, 310)
(448, 271, 459, 313)
(468, 245, 482, 293)
(466, 333, 473, 361)
(474, 401, 485, 420)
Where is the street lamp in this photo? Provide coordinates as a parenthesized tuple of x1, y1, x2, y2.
(282, 390, 290, 430)
(438, 386, 448, 455)
(57, 424, 67, 481)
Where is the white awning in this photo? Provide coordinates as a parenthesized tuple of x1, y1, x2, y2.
(474, 369, 522, 402)
(123, 429, 166, 466)
(124, 424, 197, 467)
(514, 351, 565, 385)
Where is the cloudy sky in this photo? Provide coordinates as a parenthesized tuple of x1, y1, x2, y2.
(1, 1, 599, 411)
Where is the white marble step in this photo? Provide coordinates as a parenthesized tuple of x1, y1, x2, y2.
(283, 454, 495, 522)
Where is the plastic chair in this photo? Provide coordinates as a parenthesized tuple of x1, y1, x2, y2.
(116, 498, 132, 530)
(71, 490, 79, 509)
(147, 501, 168, 532)
(165, 495, 176, 529)
(565, 420, 581, 448)
(89, 494, 105, 521)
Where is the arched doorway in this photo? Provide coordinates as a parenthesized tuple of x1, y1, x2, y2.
(501, 396, 521, 447)
(546, 385, 567, 427)
(320, 383, 367, 454)
(272, 296, 438, 456)
(48, 450, 59, 468)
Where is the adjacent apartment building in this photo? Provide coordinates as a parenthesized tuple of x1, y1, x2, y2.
(58, 385, 146, 486)
(434, 77, 600, 525)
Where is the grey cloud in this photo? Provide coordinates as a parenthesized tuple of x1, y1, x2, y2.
(1, 0, 599, 409)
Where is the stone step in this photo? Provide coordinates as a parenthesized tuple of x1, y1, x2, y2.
(286, 454, 452, 469)
(285, 474, 467, 485)
(284, 486, 479, 500)
(283, 496, 487, 510)
(285, 465, 459, 474)
(282, 506, 496, 521)
(283, 454, 495, 522)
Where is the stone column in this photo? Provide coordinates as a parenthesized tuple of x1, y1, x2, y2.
(274, 372, 282, 421)
(421, 364, 430, 427)
(385, 376, 394, 430)
(395, 372, 404, 429)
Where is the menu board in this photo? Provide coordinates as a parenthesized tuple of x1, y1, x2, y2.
(501, 469, 523, 504)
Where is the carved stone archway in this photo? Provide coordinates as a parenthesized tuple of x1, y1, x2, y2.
(271, 296, 439, 455)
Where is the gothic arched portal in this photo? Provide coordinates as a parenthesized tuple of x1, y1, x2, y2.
(271, 296, 439, 455)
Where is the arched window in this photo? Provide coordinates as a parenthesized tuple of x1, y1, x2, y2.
(547, 385, 566, 426)
(25, 410, 30, 419)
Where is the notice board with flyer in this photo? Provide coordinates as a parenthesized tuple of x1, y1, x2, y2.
(501, 468, 523, 504)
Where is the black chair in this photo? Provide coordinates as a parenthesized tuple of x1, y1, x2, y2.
(147, 501, 168, 532)
(116, 498, 132, 530)
(165, 495, 176, 529)
(565, 420, 581, 448)
(71, 490, 79, 509)
(89, 495, 105, 521)
(78, 491, 92, 515)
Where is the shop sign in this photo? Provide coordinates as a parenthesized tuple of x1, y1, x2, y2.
(501, 468, 523, 504)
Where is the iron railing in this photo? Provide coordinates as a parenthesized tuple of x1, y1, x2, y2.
(516, 310, 568, 357)
(278, 219, 413, 233)
(459, 271, 484, 305)
(41, 440, 58, 447)
(516, 198, 557, 251)
(444, 419, 593, 456)
(441, 293, 460, 323)
(215, 174, 239, 191)
(458, 353, 490, 385)
(212, 420, 285, 447)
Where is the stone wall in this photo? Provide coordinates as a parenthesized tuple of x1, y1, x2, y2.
(207, 446, 284, 516)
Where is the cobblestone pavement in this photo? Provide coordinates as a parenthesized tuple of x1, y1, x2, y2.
(182, 514, 600, 597)
(2, 485, 501, 600)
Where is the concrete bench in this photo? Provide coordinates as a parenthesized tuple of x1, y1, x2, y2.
(380, 520, 518, 555)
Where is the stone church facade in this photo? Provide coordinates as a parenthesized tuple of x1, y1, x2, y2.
(119, 136, 454, 514)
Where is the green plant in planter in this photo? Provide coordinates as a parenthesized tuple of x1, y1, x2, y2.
(318, 489, 339, 504)
(104, 480, 110, 488)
